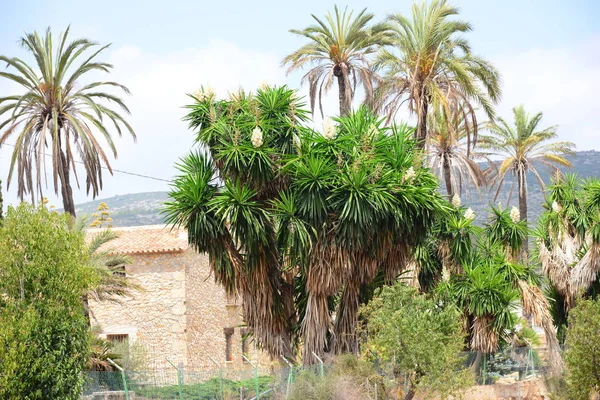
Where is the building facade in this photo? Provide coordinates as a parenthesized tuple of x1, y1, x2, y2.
(88, 225, 271, 375)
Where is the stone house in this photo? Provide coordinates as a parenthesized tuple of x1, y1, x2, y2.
(87, 225, 271, 374)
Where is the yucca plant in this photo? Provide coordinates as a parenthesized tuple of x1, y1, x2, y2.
(536, 174, 600, 337)
(165, 86, 447, 364)
(0, 27, 135, 216)
(436, 204, 563, 373)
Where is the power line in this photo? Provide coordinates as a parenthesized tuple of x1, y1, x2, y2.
(0, 142, 171, 183)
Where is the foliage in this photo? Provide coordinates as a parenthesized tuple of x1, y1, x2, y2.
(361, 283, 472, 399)
(283, 6, 393, 116)
(480, 104, 575, 243)
(564, 298, 600, 400)
(287, 355, 384, 400)
(374, 0, 501, 146)
(131, 375, 274, 400)
(0, 203, 94, 399)
(536, 174, 600, 336)
(165, 86, 447, 363)
(88, 327, 121, 371)
(0, 27, 135, 215)
(426, 105, 490, 197)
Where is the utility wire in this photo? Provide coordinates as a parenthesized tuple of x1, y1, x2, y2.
(0, 142, 171, 183)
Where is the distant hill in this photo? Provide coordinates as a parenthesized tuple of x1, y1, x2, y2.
(75, 191, 169, 227)
(467, 150, 600, 224)
(77, 151, 600, 227)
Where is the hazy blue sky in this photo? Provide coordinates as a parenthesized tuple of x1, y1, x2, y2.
(1, 0, 599, 207)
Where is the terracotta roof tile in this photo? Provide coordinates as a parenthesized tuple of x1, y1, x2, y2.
(86, 225, 188, 255)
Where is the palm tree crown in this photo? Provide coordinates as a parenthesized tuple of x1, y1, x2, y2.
(0, 27, 135, 216)
(427, 104, 489, 197)
(375, 0, 501, 148)
(283, 6, 393, 117)
(480, 105, 575, 256)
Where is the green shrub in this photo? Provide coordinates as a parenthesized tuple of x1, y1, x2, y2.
(565, 298, 600, 400)
(361, 283, 473, 399)
(286, 354, 385, 400)
(0, 204, 94, 399)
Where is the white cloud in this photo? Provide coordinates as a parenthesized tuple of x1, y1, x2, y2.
(491, 36, 600, 149)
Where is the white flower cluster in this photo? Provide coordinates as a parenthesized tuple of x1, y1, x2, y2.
(404, 166, 416, 182)
(367, 123, 378, 138)
(251, 127, 264, 148)
(323, 118, 336, 141)
(464, 208, 475, 221)
(510, 206, 520, 223)
(195, 86, 215, 102)
(259, 80, 269, 90)
(451, 194, 461, 208)
(552, 201, 562, 213)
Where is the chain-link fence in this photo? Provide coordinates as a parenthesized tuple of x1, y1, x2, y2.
(82, 346, 552, 399)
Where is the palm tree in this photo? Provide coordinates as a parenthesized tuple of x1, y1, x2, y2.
(427, 105, 488, 197)
(0, 27, 135, 217)
(374, 0, 501, 148)
(480, 105, 575, 254)
(74, 217, 138, 324)
(283, 6, 393, 116)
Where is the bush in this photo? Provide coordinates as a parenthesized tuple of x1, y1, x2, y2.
(0, 204, 94, 399)
(565, 298, 600, 400)
(286, 355, 383, 400)
(361, 283, 472, 399)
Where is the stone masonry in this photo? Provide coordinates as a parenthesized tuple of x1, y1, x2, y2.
(88, 225, 272, 377)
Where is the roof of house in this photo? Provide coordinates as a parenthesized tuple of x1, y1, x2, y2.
(86, 225, 189, 255)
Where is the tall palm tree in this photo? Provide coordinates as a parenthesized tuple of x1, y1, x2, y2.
(0, 27, 135, 216)
(374, 0, 501, 148)
(283, 6, 393, 116)
(427, 105, 488, 197)
(480, 105, 575, 254)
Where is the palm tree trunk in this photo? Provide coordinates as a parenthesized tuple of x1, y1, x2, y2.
(442, 154, 453, 197)
(416, 99, 428, 150)
(58, 148, 76, 217)
(336, 73, 351, 116)
(518, 168, 528, 260)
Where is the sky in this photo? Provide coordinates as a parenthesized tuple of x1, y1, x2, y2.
(0, 0, 599, 208)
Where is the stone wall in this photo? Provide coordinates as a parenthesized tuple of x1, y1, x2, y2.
(90, 246, 273, 377)
(90, 252, 188, 372)
(183, 248, 273, 374)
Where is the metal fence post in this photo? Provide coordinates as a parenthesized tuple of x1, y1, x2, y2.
(107, 358, 129, 400)
(243, 355, 260, 400)
(312, 352, 324, 378)
(167, 359, 183, 400)
(208, 355, 224, 400)
(281, 355, 293, 399)
(482, 353, 487, 385)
